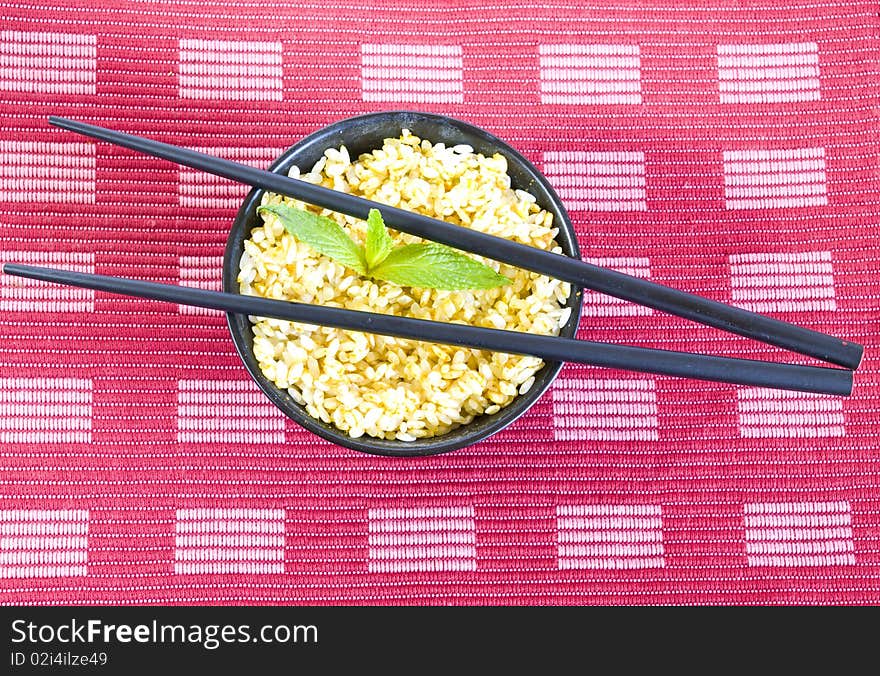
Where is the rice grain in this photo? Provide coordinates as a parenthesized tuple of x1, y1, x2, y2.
(239, 130, 571, 441)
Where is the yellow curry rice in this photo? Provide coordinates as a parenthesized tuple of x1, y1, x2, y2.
(238, 130, 571, 441)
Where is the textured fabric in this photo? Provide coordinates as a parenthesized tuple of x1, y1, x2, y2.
(0, 1, 877, 606)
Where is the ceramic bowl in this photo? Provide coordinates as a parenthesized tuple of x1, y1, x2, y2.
(223, 111, 582, 456)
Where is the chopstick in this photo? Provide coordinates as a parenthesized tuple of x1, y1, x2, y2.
(2, 263, 853, 396)
(47, 116, 864, 371)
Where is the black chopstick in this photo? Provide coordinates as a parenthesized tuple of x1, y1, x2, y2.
(2, 263, 853, 396)
(47, 116, 864, 371)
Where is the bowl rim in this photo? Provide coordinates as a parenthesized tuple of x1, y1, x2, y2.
(223, 110, 583, 456)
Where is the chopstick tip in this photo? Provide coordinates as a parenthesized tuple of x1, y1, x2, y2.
(848, 343, 865, 371)
(0, 262, 27, 276)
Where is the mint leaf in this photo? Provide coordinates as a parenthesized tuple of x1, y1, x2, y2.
(258, 202, 510, 291)
(259, 203, 366, 274)
(370, 243, 511, 290)
(364, 208, 393, 269)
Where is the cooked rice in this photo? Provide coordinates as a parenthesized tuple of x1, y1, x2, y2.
(238, 129, 571, 441)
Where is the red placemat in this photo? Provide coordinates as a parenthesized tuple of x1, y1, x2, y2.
(0, 0, 877, 606)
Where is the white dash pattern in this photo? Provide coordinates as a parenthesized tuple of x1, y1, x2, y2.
(717, 42, 820, 104)
(0, 141, 95, 203)
(745, 501, 855, 567)
(543, 150, 647, 212)
(737, 387, 845, 438)
(0, 31, 96, 95)
(552, 377, 659, 442)
(177, 379, 286, 444)
(556, 505, 665, 570)
(539, 44, 642, 105)
(178, 255, 223, 316)
(0, 378, 92, 444)
(179, 39, 282, 101)
(582, 257, 652, 316)
(0, 509, 89, 578)
(722, 147, 827, 210)
(368, 507, 476, 573)
(174, 508, 285, 574)
(729, 251, 836, 313)
(361, 44, 463, 104)
(1, 251, 95, 312)
(178, 147, 280, 209)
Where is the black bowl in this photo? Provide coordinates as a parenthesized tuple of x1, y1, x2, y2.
(223, 111, 583, 456)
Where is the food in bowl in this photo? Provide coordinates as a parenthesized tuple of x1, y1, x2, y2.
(237, 129, 572, 442)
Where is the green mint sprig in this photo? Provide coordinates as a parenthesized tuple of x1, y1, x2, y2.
(257, 203, 511, 291)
